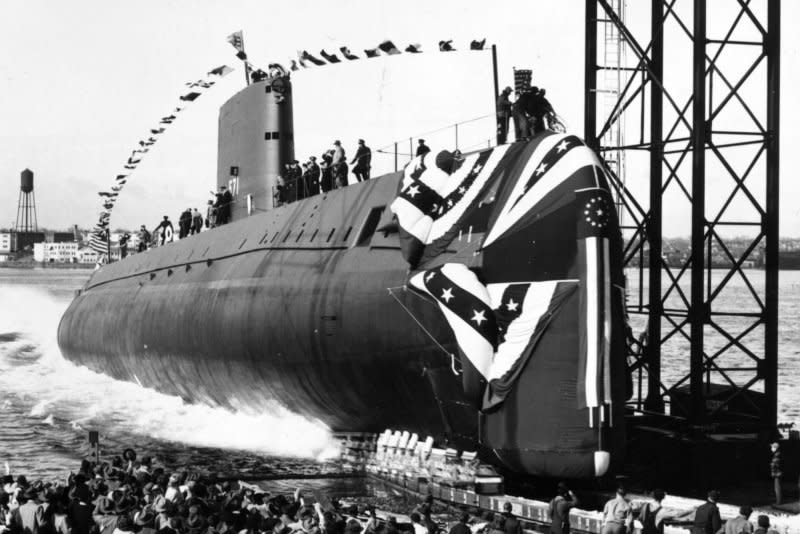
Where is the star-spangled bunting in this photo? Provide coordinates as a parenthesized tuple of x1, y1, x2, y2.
(393, 131, 626, 439)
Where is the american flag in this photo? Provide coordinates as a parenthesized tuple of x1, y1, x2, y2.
(88, 229, 108, 255)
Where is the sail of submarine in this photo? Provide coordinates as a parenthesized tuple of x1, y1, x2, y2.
(57, 72, 628, 480)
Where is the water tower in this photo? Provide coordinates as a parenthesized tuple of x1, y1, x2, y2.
(15, 168, 38, 232)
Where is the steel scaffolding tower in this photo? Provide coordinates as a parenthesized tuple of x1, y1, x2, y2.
(585, 0, 780, 433)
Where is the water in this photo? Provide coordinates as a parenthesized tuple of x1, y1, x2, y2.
(625, 268, 800, 422)
(0, 267, 798, 482)
(0, 267, 341, 481)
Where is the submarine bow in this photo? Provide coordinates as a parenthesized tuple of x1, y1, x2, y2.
(391, 132, 627, 478)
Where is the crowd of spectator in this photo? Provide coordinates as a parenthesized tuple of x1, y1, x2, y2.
(0, 450, 534, 534)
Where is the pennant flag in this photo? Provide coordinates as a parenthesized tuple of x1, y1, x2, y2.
(405, 43, 422, 53)
(235, 50, 248, 61)
(290, 60, 300, 71)
(115, 175, 128, 182)
(150, 128, 165, 135)
(111, 185, 122, 192)
(98, 191, 118, 198)
(227, 31, 244, 52)
(439, 40, 455, 51)
(378, 40, 401, 55)
(319, 49, 341, 63)
(340, 46, 359, 60)
(127, 156, 141, 165)
(300, 51, 326, 66)
(208, 65, 234, 77)
(124, 164, 137, 170)
(410, 263, 496, 406)
(296, 51, 308, 68)
(180, 92, 201, 102)
(470, 39, 486, 50)
(364, 48, 380, 58)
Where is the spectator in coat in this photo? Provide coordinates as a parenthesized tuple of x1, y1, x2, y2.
(692, 491, 722, 534)
(549, 482, 579, 534)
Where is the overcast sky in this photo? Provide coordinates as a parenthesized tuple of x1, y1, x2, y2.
(0, 0, 797, 237)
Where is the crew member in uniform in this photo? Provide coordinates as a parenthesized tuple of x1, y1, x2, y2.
(307, 156, 321, 196)
(350, 139, 372, 182)
(416, 139, 431, 157)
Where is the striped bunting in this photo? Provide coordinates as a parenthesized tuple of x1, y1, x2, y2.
(390, 145, 508, 247)
(483, 133, 601, 247)
(410, 263, 496, 380)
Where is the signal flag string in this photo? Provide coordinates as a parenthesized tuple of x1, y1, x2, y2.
(88, 64, 235, 259)
(225, 31, 490, 82)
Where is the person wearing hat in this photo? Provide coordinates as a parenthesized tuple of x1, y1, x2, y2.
(601, 485, 632, 534)
(218, 186, 233, 225)
(134, 508, 157, 534)
(288, 161, 303, 202)
(448, 513, 471, 534)
(409, 513, 427, 534)
(185, 505, 207, 534)
(205, 199, 218, 229)
(164, 475, 180, 503)
(11, 486, 45, 534)
(350, 139, 372, 182)
(152, 496, 170, 531)
(113, 514, 136, 534)
(770, 442, 782, 505)
(307, 156, 321, 196)
(319, 152, 334, 193)
(93, 496, 120, 534)
(69, 484, 95, 534)
(331, 141, 348, 189)
(549, 482, 579, 534)
(501, 502, 521, 534)
(416, 140, 431, 158)
(496, 87, 513, 144)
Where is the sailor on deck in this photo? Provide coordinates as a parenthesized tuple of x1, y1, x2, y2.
(332, 140, 348, 188)
(351, 139, 372, 182)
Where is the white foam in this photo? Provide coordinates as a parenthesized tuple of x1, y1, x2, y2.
(0, 285, 339, 460)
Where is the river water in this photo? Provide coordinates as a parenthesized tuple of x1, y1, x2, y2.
(0, 267, 798, 481)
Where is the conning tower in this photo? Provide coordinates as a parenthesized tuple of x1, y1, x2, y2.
(216, 76, 294, 222)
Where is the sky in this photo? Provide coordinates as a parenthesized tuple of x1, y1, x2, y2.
(0, 0, 797, 237)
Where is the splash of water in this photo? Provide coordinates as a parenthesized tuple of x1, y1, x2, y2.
(0, 285, 340, 461)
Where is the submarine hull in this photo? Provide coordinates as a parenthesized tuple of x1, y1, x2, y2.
(59, 175, 455, 435)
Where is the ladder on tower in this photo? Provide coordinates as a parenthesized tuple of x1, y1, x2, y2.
(599, 0, 627, 225)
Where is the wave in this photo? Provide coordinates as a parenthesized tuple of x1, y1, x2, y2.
(0, 285, 339, 462)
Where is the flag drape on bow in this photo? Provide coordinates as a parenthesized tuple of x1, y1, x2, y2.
(393, 132, 626, 418)
(409, 264, 496, 406)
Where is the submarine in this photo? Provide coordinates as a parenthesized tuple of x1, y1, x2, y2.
(58, 71, 628, 480)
